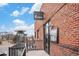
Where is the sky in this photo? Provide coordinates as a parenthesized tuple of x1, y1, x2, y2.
(0, 3, 42, 36)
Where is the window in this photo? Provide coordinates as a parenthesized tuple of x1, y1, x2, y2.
(50, 27, 59, 43)
(45, 22, 49, 39)
(37, 30, 39, 39)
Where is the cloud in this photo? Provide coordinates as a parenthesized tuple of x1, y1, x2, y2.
(20, 7, 29, 15)
(12, 19, 34, 36)
(0, 19, 34, 36)
(10, 10, 20, 17)
(11, 3, 42, 16)
(25, 24, 34, 36)
(29, 3, 42, 14)
(13, 19, 25, 26)
(11, 7, 30, 17)
(0, 3, 8, 7)
(14, 24, 34, 36)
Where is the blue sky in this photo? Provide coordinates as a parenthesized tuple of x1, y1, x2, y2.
(0, 3, 34, 31)
(0, 3, 42, 36)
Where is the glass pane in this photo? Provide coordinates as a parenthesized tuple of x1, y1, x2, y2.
(50, 28, 57, 42)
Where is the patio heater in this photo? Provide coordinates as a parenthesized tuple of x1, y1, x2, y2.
(15, 30, 26, 44)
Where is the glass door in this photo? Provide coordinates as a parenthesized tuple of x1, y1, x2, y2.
(44, 21, 50, 54)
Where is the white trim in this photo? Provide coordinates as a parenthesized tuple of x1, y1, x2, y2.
(0, 0, 79, 3)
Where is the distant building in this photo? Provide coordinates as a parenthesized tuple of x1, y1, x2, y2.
(34, 3, 79, 56)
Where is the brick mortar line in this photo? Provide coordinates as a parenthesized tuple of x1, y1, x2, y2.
(35, 3, 67, 31)
(53, 43, 79, 55)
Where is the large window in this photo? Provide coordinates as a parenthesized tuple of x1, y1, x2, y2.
(50, 27, 58, 42)
(48, 21, 59, 43)
(45, 22, 49, 39)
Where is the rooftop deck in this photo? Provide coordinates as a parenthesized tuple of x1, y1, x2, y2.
(26, 50, 49, 56)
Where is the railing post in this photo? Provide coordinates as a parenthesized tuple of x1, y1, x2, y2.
(9, 47, 10, 56)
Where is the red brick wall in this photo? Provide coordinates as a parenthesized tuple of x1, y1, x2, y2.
(34, 3, 65, 51)
(40, 3, 79, 56)
(50, 43, 78, 56)
(50, 4, 79, 46)
(41, 3, 64, 24)
(35, 40, 44, 50)
(35, 26, 44, 50)
(34, 19, 44, 50)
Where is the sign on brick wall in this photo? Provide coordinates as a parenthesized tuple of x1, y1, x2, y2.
(34, 11, 44, 20)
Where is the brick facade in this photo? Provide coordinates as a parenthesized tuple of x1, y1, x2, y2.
(34, 3, 79, 56)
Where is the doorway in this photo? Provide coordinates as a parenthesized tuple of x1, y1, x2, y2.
(44, 21, 50, 54)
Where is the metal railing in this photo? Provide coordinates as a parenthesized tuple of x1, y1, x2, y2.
(9, 40, 36, 56)
(8, 36, 36, 56)
(9, 43, 26, 56)
(21, 48, 26, 56)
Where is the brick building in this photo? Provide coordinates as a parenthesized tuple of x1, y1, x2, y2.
(34, 3, 79, 56)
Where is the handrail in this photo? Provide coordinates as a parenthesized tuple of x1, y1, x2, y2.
(21, 48, 26, 56)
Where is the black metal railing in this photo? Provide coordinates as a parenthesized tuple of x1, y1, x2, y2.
(9, 43, 26, 56)
(21, 48, 26, 56)
(8, 36, 36, 56)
